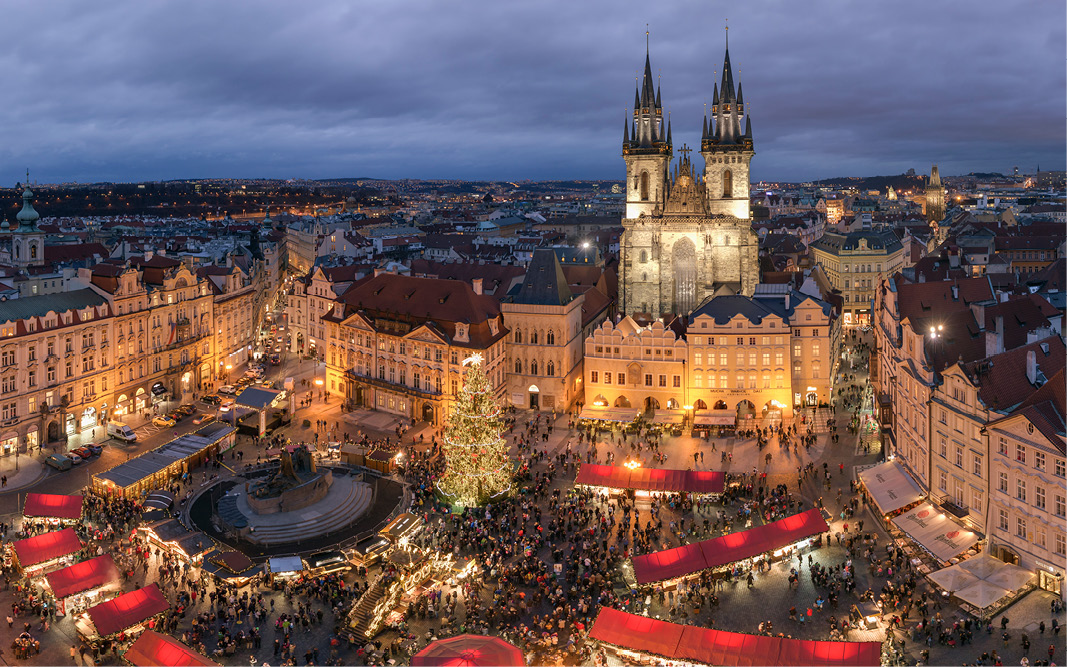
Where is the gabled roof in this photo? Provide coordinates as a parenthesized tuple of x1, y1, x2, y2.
(512, 249, 574, 306)
(961, 337, 1065, 413)
(990, 368, 1065, 454)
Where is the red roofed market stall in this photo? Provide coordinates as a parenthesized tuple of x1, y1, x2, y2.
(123, 629, 219, 667)
(589, 607, 882, 667)
(631, 509, 829, 585)
(411, 634, 525, 666)
(575, 463, 725, 495)
(23, 493, 83, 525)
(80, 583, 170, 640)
(44, 554, 122, 614)
(11, 527, 82, 577)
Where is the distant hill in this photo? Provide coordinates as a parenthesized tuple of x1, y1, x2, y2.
(810, 174, 927, 191)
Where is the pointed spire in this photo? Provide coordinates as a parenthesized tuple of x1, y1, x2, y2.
(712, 83, 719, 108)
(702, 115, 708, 140)
(666, 116, 672, 146)
(720, 25, 736, 103)
(623, 113, 630, 145)
(634, 88, 641, 113)
(655, 85, 661, 110)
(737, 82, 744, 110)
(744, 114, 752, 138)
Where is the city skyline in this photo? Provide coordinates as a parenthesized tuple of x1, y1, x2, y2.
(1, 0, 1063, 185)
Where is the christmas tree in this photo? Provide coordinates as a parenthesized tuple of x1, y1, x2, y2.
(438, 353, 512, 507)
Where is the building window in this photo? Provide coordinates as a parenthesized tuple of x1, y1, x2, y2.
(590, 371, 598, 383)
(998, 472, 1008, 493)
(616, 373, 624, 384)
(1016, 517, 1026, 540)
(998, 509, 1008, 531)
(672, 375, 680, 388)
(955, 447, 963, 468)
(938, 470, 947, 492)
(775, 352, 783, 366)
(658, 375, 666, 387)
(998, 438, 1008, 456)
(972, 455, 982, 476)
(644, 374, 652, 387)
(1055, 494, 1066, 518)
(939, 439, 947, 459)
(604, 373, 611, 385)
(1034, 451, 1045, 471)
(695, 374, 703, 388)
(1016, 444, 1026, 464)
(1016, 479, 1026, 502)
(1057, 459, 1066, 478)
(1036, 486, 1046, 510)
(546, 361, 554, 376)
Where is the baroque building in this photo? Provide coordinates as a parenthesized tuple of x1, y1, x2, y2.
(619, 39, 759, 317)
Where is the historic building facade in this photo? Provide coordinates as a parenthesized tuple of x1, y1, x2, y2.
(810, 230, 904, 326)
(619, 41, 759, 317)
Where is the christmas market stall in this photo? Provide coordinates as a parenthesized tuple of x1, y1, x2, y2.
(199, 549, 263, 589)
(123, 629, 219, 667)
(577, 406, 640, 432)
(630, 508, 829, 586)
(890, 502, 979, 565)
(22, 493, 83, 528)
(11, 527, 82, 578)
(43, 554, 122, 616)
(136, 518, 213, 565)
(692, 409, 737, 436)
(76, 583, 170, 643)
(92, 423, 236, 499)
(411, 634, 525, 667)
(589, 607, 882, 667)
(575, 463, 725, 498)
(267, 555, 305, 583)
(379, 512, 423, 544)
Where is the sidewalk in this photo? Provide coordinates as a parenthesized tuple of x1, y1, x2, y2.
(0, 452, 47, 494)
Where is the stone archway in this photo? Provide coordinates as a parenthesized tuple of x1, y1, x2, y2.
(694, 399, 708, 410)
(46, 419, 61, 443)
(644, 396, 660, 411)
(614, 395, 631, 408)
(422, 403, 434, 423)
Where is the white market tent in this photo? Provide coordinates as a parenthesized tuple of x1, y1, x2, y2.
(858, 460, 924, 515)
(928, 552, 1035, 609)
(267, 556, 304, 575)
(891, 503, 979, 562)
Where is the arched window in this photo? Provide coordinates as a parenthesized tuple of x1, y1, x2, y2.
(546, 330, 555, 345)
(546, 361, 555, 376)
(723, 170, 733, 197)
(530, 360, 538, 375)
(515, 360, 522, 373)
(514, 330, 522, 343)
(531, 331, 539, 344)
(29, 244, 37, 260)
(639, 250, 648, 263)
(640, 171, 649, 201)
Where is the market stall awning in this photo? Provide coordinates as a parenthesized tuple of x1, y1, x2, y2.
(411, 634, 525, 667)
(23, 493, 83, 520)
(954, 579, 1011, 609)
(574, 464, 724, 495)
(143, 490, 175, 511)
(649, 410, 685, 425)
(857, 460, 923, 515)
(929, 553, 1034, 608)
(590, 607, 881, 667)
(234, 386, 282, 410)
(12, 528, 82, 568)
(892, 503, 979, 562)
(693, 411, 736, 426)
(578, 407, 640, 423)
(45, 554, 120, 599)
(632, 509, 828, 584)
(87, 583, 169, 637)
(268, 556, 304, 575)
(124, 629, 218, 667)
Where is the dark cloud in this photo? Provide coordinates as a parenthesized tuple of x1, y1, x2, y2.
(0, 0, 1062, 184)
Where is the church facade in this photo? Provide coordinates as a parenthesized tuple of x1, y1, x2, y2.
(619, 40, 760, 317)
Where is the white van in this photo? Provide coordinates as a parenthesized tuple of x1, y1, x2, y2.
(106, 422, 137, 442)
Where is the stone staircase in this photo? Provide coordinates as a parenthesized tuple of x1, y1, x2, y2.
(348, 577, 388, 638)
(246, 481, 372, 544)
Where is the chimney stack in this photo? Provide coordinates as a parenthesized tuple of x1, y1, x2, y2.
(985, 316, 1005, 357)
(472, 278, 483, 295)
(1026, 350, 1038, 385)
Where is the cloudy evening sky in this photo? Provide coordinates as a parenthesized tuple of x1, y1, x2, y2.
(1, 0, 1063, 184)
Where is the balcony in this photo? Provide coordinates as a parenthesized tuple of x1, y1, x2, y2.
(934, 493, 970, 519)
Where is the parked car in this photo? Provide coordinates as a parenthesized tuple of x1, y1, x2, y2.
(262, 380, 275, 388)
(201, 394, 222, 405)
(153, 416, 176, 428)
(269, 354, 281, 365)
(167, 411, 187, 422)
(67, 452, 84, 464)
(85, 444, 103, 455)
(218, 385, 237, 395)
(45, 454, 72, 471)
(219, 400, 236, 413)
(107, 422, 137, 442)
(71, 447, 94, 459)
(176, 404, 196, 415)
(192, 413, 216, 425)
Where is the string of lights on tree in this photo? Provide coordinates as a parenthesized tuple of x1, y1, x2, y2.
(438, 353, 512, 507)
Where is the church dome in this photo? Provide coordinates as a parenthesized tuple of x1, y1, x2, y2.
(16, 187, 39, 225)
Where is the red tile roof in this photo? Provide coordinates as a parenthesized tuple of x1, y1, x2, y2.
(961, 337, 1066, 413)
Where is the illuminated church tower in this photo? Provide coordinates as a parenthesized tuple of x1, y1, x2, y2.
(620, 32, 759, 317)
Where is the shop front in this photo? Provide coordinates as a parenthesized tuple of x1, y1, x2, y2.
(24, 427, 37, 451)
(11, 528, 82, 578)
(80, 407, 97, 430)
(134, 388, 147, 413)
(1, 432, 17, 456)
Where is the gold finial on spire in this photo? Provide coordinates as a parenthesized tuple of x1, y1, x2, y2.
(725, 18, 729, 48)
(646, 24, 649, 51)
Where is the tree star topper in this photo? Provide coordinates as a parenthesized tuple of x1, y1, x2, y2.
(462, 352, 483, 366)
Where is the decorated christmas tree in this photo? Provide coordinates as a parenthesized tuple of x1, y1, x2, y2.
(438, 353, 512, 507)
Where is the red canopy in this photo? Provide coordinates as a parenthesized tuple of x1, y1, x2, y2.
(411, 634, 525, 667)
(124, 630, 218, 667)
(574, 464, 724, 494)
(590, 607, 880, 667)
(23, 493, 83, 520)
(45, 554, 120, 599)
(12, 528, 81, 568)
(87, 584, 169, 637)
(632, 509, 829, 584)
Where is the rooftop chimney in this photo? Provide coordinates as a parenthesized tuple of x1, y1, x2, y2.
(985, 316, 1005, 357)
(951, 285, 959, 300)
(472, 278, 483, 295)
(1026, 350, 1037, 385)
(144, 250, 154, 261)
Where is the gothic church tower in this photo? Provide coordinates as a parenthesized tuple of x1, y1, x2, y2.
(619, 33, 759, 317)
